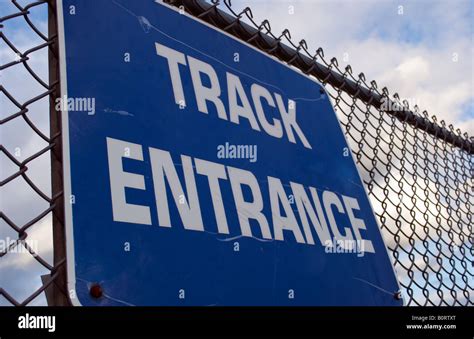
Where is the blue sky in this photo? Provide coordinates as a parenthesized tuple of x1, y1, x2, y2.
(233, 0, 473, 133)
(1, 0, 472, 306)
(2, 0, 472, 129)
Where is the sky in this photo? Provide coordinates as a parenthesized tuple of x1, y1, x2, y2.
(232, 0, 473, 134)
(0, 0, 472, 306)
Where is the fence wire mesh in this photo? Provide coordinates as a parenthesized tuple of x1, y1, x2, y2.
(1, 0, 68, 306)
(0, 0, 472, 306)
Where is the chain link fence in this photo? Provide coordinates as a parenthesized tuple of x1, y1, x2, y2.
(1, 0, 67, 306)
(1, 0, 472, 306)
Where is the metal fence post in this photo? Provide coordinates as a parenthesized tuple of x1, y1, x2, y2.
(48, 0, 69, 306)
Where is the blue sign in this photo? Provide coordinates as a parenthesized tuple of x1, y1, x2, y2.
(58, 0, 402, 306)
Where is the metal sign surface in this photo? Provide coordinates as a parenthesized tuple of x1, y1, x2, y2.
(58, 0, 402, 306)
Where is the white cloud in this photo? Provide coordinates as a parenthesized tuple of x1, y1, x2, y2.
(395, 56, 430, 81)
(1, 0, 471, 306)
(1, 8, 52, 306)
(234, 0, 473, 134)
(230, 0, 472, 306)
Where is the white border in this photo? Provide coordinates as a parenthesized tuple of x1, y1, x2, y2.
(58, 0, 403, 306)
(57, 0, 81, 306)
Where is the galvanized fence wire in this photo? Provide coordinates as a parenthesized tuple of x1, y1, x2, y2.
(0, 0, 472, 306)
(1, 0, 67, 306)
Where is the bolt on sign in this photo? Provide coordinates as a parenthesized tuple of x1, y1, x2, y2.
(57, 0, 402, 306)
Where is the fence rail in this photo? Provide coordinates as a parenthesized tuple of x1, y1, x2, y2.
(1, 0, 472, 306)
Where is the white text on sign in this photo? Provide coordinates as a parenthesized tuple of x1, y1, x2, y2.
(106, 137, 375, 253)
